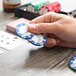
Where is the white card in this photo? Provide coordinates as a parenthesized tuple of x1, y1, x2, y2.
(0, 50, 4, 54)
(0, 31, 25, 50)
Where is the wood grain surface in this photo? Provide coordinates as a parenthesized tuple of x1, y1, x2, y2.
(0, 0, 76, 76)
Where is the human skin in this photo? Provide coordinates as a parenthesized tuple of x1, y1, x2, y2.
(28, 12, 76, 48)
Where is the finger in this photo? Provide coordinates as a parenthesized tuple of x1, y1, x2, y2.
(44, 38, 56, 48)
(44, 38, 60, 48)
(30, 12, 63, 24)
(58, 40, 76, 48)
(28, 22, 63, 34)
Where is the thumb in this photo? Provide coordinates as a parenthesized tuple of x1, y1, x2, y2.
(28, 22, 61, 34)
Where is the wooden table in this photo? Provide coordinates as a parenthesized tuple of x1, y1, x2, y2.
(0, 0, 76, 76)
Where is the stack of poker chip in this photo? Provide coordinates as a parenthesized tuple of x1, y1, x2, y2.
(16, 23, 46, 46)
(58, 10, 76, 18)
(38, 2, 61, 15)
(27, 1, 50, 13)
(68, 10, 76, 18)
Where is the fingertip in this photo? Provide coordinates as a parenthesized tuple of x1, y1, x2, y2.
(44, 38, 57, 48)
(44, 38, 60, 48)
(44, 43, 55, 48)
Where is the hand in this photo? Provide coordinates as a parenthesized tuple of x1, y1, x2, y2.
(28, 12, 76, 48)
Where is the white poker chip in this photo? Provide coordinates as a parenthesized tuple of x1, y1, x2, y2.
(31, 7, 35, 13)
(16, 23, 34, 39)
(27, 5, 35, 13)
(69, 54, 76, 70)
(27, 5, 33, 12)
(29, 34, 46, 46)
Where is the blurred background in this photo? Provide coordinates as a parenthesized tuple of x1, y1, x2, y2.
(0, 0, 76, 12)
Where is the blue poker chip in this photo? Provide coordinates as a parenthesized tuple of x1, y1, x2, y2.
(29, 34, 46, 46)
(16, 23, 34, 39)
(69, 54, 76, 70)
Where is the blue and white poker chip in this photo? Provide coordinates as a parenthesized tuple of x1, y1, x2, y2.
(16, 23, 34, 39)
(29, 34, 46, 46)
(69, 54, 76, 70)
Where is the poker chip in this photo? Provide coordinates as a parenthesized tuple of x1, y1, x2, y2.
(16, 23, 34, 39)
(27, 1, 50, 13)
(25, 3, 31, 10)
(38, 2, 61, 15)
(68, 10, 76, 18)
(29, 34, 46, 46)
(16, 23, 46, 46)
(27, 5, 35, 13)
(69, 54, 76, 70)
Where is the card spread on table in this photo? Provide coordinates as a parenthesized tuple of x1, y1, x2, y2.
(0, 31, 25, 50)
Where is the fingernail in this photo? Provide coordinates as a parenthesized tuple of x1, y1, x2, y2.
(47, 40, 56, 46)
(48, 40, 55, 44)
(28, 24, 36, 32)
